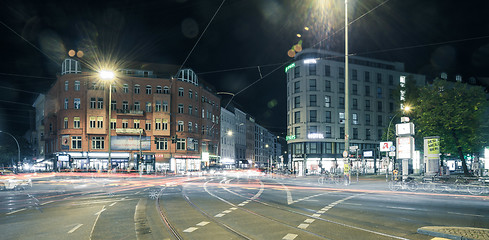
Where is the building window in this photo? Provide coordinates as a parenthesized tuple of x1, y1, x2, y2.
(177, 121, 184, 132)
(74, 98, 81, 109)
(134, 101, 140, 111)
(365, 100, 371, 111)
(309, 110, 317, 122)
(325, 96, 331, 107)
(389, 75, 394, 85)
(352, 69, 357, 81)
(146, 102, 152, 112)
(339, 112, 345, 123)
(163, 86, 169, 94)
(178, 87, 184, 96)
(377, 101, 383, 112)
(294, 111, 300, 124)
(162, 101, 168, 112)
(123, 84, 129, 93)
(365, 71, 370, 82)
(309, 95, 317, 106)
(365, 86, 370, 96)
(97, 117, 103, 128)
(353, 128, 358, 139)
(352, 98, 358, 110)
(294, 126, 300, 138)
(176, 138, 186, 150)
(294, 81, 300, 93)
(74, 117, 80, 128)
(188, 105, 193, 115)
(325, 126, 332, 138)
(111, 100, 116, 111)
(294, 66, 300, 78)
(377, 115, 383, 126)
(64, 117, 68, 129)
(156, 138, 168, 150)
(293, 96, 301, 108)
(340, 127, 345, 138)
(377, 73, 382, 84)
(155, 119, 161, 130)
(65, 81, 69, 91)
(353, 113, 358, 124)
(156, 85, 162, 94)
(188, 121, 193, 132)
(389, 102, 394, 113)
(74, 81, 80, 91)
(189, 89, 193, 99)
(89, 117, 96, 128)
(145, 121, 151, 131)
(90, 98, 96, 109)
(64, 98, 69, 109)
(92, 136, 105, 149)
(325, 111, 331, 123)
(134, 84, 140, 94)
(339, 67, 344, 79)
(72, 136, 82, 149)
(178, 104, 184, 113)
(339, 97, 345, 108)
(309, 79, 317, 91)
(111, 119, 116, 129)
(366, 129, 371, 140)
(308, 126, 318, 135)
(146, 85, 152, 94)
(377, 87, 383, 98)
(123, 101, 129, 110)
(122, 119, 128, 128)
(365, 114, 371, 125)
(325, 80, 331, 92)
(134, 119, 140, 129)
(339, 82, 345, 92)
(152, 101, 160, 112)
(308, 64, 316, 75)
(97, 98, 104, 109)
(325, 65, 331, 76)
(378, 129, 383, 140)
(352, 84, 358, 95)
(163, 120, 168, 130)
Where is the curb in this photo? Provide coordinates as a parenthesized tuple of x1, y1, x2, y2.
(417, 226, 489, 240)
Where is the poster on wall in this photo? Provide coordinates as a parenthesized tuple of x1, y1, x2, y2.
(111, 136, 151, 150)
(61, 135, 70, 150)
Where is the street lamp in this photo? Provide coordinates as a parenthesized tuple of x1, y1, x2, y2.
(99, 70, 115, 171)
(0, 131, 20, 172)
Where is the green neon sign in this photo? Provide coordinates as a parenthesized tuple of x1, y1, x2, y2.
(285, 135, 296, 141)
(285, 63, 295, 73)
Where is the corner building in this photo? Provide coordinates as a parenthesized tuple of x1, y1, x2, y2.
(43, 58, 220, 172)
(286, 48, 425, 176)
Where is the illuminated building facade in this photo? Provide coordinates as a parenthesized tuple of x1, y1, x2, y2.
(286, 48, 425, 176)
(42, 58, 220, 172)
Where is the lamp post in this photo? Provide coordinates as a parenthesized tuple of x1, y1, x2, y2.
(0, 131, 20, 172)
(385, 106, 411, 179)
(100, 70, 115, 171)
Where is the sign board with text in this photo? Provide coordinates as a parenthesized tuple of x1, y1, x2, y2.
(380, 142, 393, 152)
(396, 136, 414, 159)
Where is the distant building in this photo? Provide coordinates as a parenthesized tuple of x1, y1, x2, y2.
(219, 107, 235, 169)
(40, 58, 220, 172)
(286, 48, 425, 176)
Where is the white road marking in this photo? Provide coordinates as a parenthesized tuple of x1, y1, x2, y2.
(298, 223, 309, 229)
(6, 208, 26, 215)
(89, 205, 105, 240)
(282, 233, 298, 240)
(230, 207, 237, 210)
(304, 218, 315, 224)
(109, 202, 117, 207)
(196, 221, 209, 226)
(68, 224, 83, 233)
(183, 227, 198, 233)
(41, 200, 54, 206)
(386, 206, 418, 211)
(447, 212, 483, 217)
(94, 207, 106, 215)
(223, 210, 232, 213)
(214, 213, 225, 217)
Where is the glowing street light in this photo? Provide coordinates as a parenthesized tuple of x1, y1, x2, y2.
(99, 70, 115, 171)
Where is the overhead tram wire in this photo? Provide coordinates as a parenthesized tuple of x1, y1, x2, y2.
(177, 0, 226, 73)
(0, 21, 60, 66)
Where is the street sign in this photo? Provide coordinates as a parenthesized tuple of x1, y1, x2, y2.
(380, 142, 393, 152)
(343, 150, 348, 158)
(389, 146, 396, 152)
(389, 151, 396, 157)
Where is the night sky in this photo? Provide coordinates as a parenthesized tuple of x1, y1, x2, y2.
(1, 0, 489, 137)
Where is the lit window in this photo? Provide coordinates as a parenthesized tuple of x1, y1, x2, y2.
(73, 117, 80, 128)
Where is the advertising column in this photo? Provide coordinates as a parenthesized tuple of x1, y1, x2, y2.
(395, 120, 415, 179)
(423, 136, 440, 175)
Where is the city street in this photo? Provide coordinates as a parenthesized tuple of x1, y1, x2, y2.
(1, 172, 488, 240)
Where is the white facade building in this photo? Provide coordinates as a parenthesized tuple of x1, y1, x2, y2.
(220, 107, 236, 168)
(286, 48, 425, 176)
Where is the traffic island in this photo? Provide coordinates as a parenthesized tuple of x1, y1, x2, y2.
(417, 226, 489, 240)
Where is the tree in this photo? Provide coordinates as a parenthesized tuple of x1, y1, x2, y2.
(407, 79, 488, 176)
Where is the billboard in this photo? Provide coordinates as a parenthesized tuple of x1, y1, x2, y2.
(396, 136, 414, 159)
(111, 136, 151, 150)
(380, 142, 393, 152)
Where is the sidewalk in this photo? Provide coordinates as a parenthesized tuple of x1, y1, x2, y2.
(418, 226, 489, 240)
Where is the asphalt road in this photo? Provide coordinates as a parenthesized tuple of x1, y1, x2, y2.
(1, 172, 488, 240)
